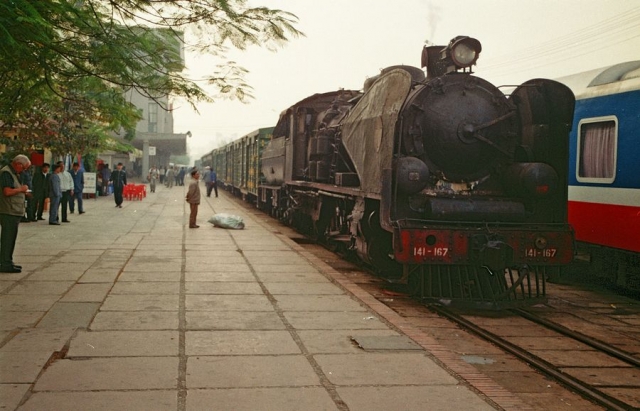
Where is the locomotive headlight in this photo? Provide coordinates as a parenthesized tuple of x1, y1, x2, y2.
(448, 36, 482, 69)
(535, 236, 548, 250)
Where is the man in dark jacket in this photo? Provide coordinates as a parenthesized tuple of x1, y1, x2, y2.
(70, 162, 85, 214)
(109, 162, 127, 208)
(0, 154, 31, 272)
(31, 163, 50, 221)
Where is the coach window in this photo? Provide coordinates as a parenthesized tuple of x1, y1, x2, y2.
(576, 116, 617, 184)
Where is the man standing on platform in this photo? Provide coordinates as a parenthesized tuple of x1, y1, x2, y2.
(186, 168, 201, 228)
(48, 163, 62, 225)
(148, 165, 159, 193)
(110, 162, 127, 208)
(58, 161, 73, 223)
(70, 162, 85, 214)
(0, 155, 31, 273)
(32, 163, 49, 221)
(165, 166, 175, 188)
(206, 168, 218, 198)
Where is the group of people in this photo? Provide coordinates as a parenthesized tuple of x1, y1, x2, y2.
(14, 160, 86, 226)
(45, 161, 86, 224)
(0, 156, 82, 272)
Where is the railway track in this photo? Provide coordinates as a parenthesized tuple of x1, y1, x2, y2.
(430, 305, 638, 411)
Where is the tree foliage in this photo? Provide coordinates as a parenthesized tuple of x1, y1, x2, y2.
(0, 0, 301, 155)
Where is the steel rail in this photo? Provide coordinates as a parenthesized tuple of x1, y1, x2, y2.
(513, 308, 640, 368)
(430, 305, 632, 411)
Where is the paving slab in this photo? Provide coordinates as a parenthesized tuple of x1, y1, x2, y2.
(185, 281, 263, 295)
(263, 282, 344, 295)
(0, 351, 52, 383)
(0, 383, 30, 411)
(186, 263, 252, 273)
(187, 257, 247, 269)
(78, 268, 121, 283)
(187, 356, 320, 388)
(67, 330, 179, 357)
(284, 311, 390, 330)
(0, 281, 14, 292)
(251, 264, 318, 273)
(100, 294, 179, 311)
(90, 311, 179, 330)
(0, 311, 44, 330)
(59, 283, 112, 302)
(0, 295, 60, 312)
(33, 357, 178, 391)
(25, 270, 85, 282)
(186, 311, 286, 330)
(117, 271, 181, 282)
(258, 271, 331, 283)
(298, 330, 403, 354)
(314, 353, 459, 386)
(36, 302, 100, 328)
(186, 387, 339, 411)
(110, 281, 180, 294)
(7, 281, 75, 295)
(186, 295, 273, 311)
(18, 390, 178, 411)
(0, 327, 75, 352)
(276, 295, 367, 312)
(185, 271, 255, 282)
(186, 330, 300, 355)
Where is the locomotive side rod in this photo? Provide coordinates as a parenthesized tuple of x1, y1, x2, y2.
(429, 305, 632, 411)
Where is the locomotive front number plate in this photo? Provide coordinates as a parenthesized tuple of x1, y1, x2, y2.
(524, 248, 557, 258)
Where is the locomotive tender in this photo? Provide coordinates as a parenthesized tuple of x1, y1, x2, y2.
(205, 36, 576, 307)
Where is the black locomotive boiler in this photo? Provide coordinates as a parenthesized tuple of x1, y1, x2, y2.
(256, 36, 576, 307)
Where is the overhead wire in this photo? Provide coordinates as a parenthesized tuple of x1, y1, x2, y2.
(480, 7, 640, 77)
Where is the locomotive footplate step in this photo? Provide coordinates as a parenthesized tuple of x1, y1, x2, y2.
(1, 179, 528, 411)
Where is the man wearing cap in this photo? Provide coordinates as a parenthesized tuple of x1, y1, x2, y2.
(0, 154, 31, 273)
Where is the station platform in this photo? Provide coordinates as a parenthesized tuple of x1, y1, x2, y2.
(0, 178, 523, 410)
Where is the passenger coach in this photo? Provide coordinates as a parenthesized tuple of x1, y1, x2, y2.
(558, 61, 640, 291)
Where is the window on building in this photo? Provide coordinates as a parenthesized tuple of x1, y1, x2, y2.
(148, 102, 158, 133)
(577, 117, 617, 183)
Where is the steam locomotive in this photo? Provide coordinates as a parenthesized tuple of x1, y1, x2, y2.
(203, 36, 576, 308)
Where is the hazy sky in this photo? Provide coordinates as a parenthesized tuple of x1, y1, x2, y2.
(173, 0, 640, 160)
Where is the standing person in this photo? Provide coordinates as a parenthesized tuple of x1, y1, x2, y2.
(177, 167, 186, 186)
(58, 162, 73, 223)
(206, 168, 218, 198)
(165, 166, 175, 188)
(101, 163, 111, 196)
(48, 163, 62, 225)
(31, 163, 50, 221)
(0, 154, 31, 273)
(159, 165, 165, 185)
(70, 162, 85, 214)
(109, 162, 127, 208)
(185, 168, 201, 228)
(202, 166, 211, 187)
(148, 165, 159, 193)
(20, 164, 34, 222)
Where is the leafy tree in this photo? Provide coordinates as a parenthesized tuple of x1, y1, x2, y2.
(0, 0, 301, 155)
